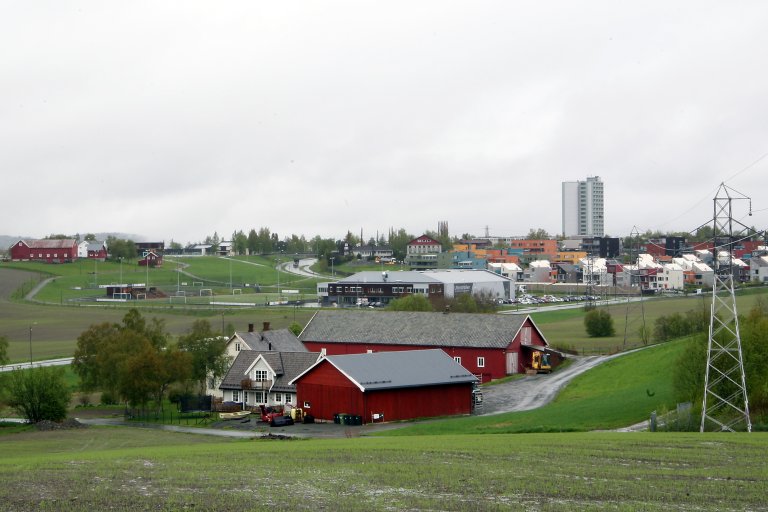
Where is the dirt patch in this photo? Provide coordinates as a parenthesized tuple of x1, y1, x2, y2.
(34, 418, 88, 431)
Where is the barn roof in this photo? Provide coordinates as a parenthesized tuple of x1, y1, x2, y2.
(220, 350, 320, 392)
(290, 349, 477, 391)
(233, 328, 307, 352)
(299, 310, 540, 349)
(21, 239, 77, 249)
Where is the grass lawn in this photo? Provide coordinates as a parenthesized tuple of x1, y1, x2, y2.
(384, 338, 692, 435)
(0, 426, 765, 511)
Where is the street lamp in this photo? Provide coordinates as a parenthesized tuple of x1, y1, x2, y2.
(330, 257, 335, 277)
(28, 323, 35, 365)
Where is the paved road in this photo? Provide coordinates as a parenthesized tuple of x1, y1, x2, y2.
(0, 357, 74, 373)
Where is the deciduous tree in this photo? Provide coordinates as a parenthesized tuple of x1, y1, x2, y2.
(584, 309, 615, 337)
(8, 367, 71, 423)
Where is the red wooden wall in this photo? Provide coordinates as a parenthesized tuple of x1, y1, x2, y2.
(301, 317, 549, 379)
(295, 360, 473, 423)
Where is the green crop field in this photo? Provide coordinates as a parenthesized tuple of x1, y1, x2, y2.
(0, 427, 765, 511)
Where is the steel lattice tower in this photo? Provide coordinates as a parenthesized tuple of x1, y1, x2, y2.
(700, 183, 752, 432)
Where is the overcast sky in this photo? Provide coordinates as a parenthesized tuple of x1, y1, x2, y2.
(2, 2, 767, 245)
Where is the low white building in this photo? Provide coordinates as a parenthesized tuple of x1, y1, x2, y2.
(487, 262, 523, 282)
(525, 260, 553, 283)
(750, 255, 768, 283)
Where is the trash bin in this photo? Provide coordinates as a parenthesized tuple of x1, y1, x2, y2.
(333, 413, 340, 424)
(353, 415, 362, 426)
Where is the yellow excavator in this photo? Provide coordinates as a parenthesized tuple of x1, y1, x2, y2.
(531, 351, 552, 373)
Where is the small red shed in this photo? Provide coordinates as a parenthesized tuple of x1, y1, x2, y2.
(290, 349, 477, 424)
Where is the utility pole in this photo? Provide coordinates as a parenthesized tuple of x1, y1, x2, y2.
(700, 183, 752, 432)
(623, 226, 646, 348)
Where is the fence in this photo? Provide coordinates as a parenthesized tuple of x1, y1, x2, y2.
(124, 407, 212, 426)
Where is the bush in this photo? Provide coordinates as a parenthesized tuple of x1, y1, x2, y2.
(8, 367, 72, 423)
(584, 309, 615, 337)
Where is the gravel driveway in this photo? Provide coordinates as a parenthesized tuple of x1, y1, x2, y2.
(478, 353, 625, 415)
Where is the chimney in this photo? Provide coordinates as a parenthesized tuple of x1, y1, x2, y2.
(268, 342, 272, 351)
(263, 321, 270, 331)
(248, 323, 254, 333)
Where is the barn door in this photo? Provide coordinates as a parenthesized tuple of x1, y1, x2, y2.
(506, 352, 518, 375)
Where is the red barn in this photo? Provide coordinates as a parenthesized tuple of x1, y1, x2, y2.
(290, 349, 477, 424)
(299, 310, 561, 382)
(9, 239, 78, 263)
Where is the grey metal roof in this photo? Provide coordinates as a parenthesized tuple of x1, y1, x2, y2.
(303, 349, 477, 391)
(220, 350, 320, 393)
(299, 310, 532, 349)
(337, 271, 439, 284)
(235, 329, 306, 352)
(420, 269, 511, 284)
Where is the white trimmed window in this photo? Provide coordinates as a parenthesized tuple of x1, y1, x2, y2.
(274, 393, 283, 403)
(232, 390, 240, 402)
(254, 370, 268, 382)
(454, 356, 462, 364)
(477, 357, 485, 368)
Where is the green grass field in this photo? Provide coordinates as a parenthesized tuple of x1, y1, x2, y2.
(0, 272, 318, 363)
(0, 427, 765, 511)
(530, 288, 768, 354)
(384, 338, 691, 436)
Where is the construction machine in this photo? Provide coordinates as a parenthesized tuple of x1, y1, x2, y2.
(531, 351, 552, 373)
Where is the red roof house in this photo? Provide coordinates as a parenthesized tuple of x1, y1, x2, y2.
(290, 349, 478, 424)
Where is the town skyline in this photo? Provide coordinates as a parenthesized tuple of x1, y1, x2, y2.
(3, 2, 767, 243)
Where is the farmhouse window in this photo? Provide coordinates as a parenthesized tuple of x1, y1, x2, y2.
(285, 393, 292, 404)
(232, 390, 240, 402)
(303, 401, 311, 409)
(253, 391, 265, 403)
(454, 356, 462, 365)
(254, 370, 268, 382)
(477, 357, 485, 368)
(274, 393, 283, 403)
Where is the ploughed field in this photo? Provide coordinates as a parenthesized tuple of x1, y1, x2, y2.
(0, 426, 765, 511)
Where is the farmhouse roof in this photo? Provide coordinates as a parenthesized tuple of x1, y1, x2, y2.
(299, 310, 539, 349)
(291, 349, 477, 391)
(22, 239, 78, 249)
(233, 328, 307, 352)
(220, 351, 320, 392)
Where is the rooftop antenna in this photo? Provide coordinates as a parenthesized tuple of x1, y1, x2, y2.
(700, 183, 752, 432)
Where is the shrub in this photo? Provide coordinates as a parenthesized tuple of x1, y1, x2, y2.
(584, 309, 615, 337)
(8, 367, 71, 423)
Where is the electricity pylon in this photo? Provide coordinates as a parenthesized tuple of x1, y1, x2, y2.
(700, 183, 751, 432)
(623, 227, 646, 348)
